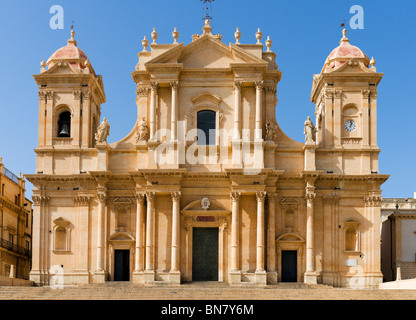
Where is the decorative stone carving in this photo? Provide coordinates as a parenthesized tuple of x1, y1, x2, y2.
(201, 197, 210, 210)
(137, 87, 149, 97)
(137, 117, 149, 142)
(97, 191, 107, 203)
(134, 193, 145, 203)
(233, 81, 242, 91)
(230, 191, 241, 201)
(171, 191, 182, 202)
(95, 118, 110, 144)
(304, 116, 317, 144)
(31, 195, 50, 205)
(254, 80, 264, 90)
(73, 91, 82, 100)
(74, 195, 90, 206)
(146, 191, 155, 202)
(170, 81, 179, 91)
(256, 191, 267, 202)
(265, 119, 277, 142)
(362, 89, 370, 99)
(305, 191, 316, 203)
(365, 194, 382, 207)
(38, 91, 47, 100)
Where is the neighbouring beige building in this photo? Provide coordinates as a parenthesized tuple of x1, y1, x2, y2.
(0, 158, 33, 280)
(381, 195, 416, 282)
(26, 21, 389, 288)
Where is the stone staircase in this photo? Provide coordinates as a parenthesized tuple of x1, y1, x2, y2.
(1, 282, 416, 300)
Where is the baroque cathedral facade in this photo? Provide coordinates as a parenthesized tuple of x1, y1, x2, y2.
(26, 21, 388, 288)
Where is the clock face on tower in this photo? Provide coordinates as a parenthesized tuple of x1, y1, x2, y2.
(344, 120, 357, 132)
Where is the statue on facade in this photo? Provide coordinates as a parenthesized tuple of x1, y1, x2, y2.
(265, 119, 277, 142)
(137, 117, 149, 142)
(304, 116, 316, 144)
(95, 118, 110, 144)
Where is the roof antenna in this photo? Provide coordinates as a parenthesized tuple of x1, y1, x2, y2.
(201, 0, 214, 25)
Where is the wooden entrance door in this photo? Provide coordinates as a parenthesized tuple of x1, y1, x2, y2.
(281, 250, 297, 282)
(114, 249, 130, 281)
(192, 227, 219, 281)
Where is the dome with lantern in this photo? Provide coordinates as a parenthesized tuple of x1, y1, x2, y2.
(45, 30, 91, 71)
(322, 29, 372, 73)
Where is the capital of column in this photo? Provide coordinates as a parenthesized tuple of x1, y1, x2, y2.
(364, 193, 382, 207)
(233, 81, 242, 91)
(150, 81, 159, 91)
(171, 191, 181, 202)
(146, 191, 156, 203)
(134, 192, 145, 204)
(267, 192, 277, 201)
(256, 191, 267, 202)
(97, 189, 107, 203)
(254, 80, 264, 90)
(170, 81, 179, 91)
(230, 191, 241, 202)
(31, 195, 50, 206)
(74, 195, 91, 206)
(305, 191, 316, 204)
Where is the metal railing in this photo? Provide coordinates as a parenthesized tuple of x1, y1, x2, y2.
(0, 238, 31, 258)
(3, 167, 19, 184)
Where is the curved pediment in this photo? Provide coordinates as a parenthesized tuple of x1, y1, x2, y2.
(108, 232, 135, 241)
(276, 232, 305, 242)
(191, 92, 222, 108)
(182, 198, 228, 212)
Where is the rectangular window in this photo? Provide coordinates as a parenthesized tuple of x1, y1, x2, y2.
(25, 213, 29, 228)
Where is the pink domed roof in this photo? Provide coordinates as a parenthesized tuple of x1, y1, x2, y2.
(46, 30, 89, 70)
(325, 29, 369, 70)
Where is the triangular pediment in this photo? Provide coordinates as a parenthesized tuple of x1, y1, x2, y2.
(330, 58, 373, 74)
(145, 34, 266, 69)
(41, 60, 83, 75)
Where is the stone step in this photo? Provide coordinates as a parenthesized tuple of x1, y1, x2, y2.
(1, 284, 416, 300)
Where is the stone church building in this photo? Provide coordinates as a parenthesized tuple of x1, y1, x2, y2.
(26, 21, 388, 288)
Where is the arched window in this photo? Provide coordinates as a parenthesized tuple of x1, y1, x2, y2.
(197, 110, 216, 145)
(57, 111, 71, 137)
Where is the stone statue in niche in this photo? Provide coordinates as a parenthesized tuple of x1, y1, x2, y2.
(137, 117, 149, 142)
(304, 116, 316, 144)
(265, 119, 277, 142)
(95, 118, 110, 144)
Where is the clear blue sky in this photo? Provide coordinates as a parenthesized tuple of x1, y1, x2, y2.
(0, 0, 415, 199)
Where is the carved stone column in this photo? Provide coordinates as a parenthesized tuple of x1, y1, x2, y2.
(229, 191, 241, 284)
(364, 191, 383, 284)
(29, 195, 50, 286)
(267, 192, 278, 284)
(74, 195, 90, 280)
(324, 90, 334, 147)
(149, 82, 158, 141)
(144, 191, 156, 282)
(334, 90, 342, 147)
(169, 191, 181, 283)
(255, 191, 267, 284)
(133, 192, 145, 279)
(170, 81, 179, 141)
(304, 190, 317, 284)
(254, 81, 264, 140)
(369, 91, 378, 147)
(94, 189, 107, 283)
(233, 81, 242, 140)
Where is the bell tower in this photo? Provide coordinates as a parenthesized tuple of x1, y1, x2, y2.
(33, 30, 106, 174)
(311, 29, 383, 174)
